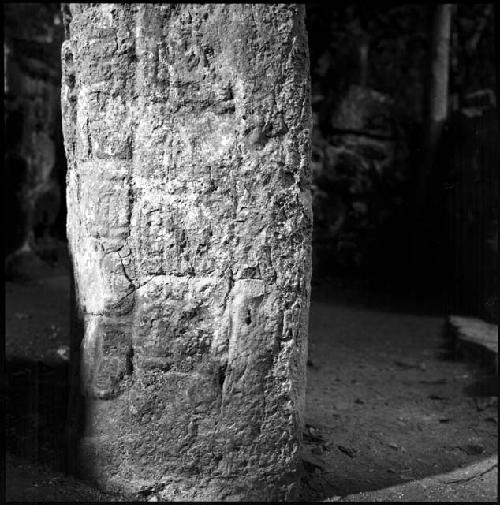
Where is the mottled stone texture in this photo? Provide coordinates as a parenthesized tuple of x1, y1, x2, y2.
(62, 3, 312, 501)
(4, 3, 66, 258)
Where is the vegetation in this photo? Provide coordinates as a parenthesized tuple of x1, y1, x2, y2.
(306, 3, 496, 286)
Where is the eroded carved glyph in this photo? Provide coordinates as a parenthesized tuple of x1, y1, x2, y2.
(63, 4, 311, 500)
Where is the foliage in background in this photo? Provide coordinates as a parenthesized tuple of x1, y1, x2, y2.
(451, 4, 496, 109)
(305, 3, 496, 280)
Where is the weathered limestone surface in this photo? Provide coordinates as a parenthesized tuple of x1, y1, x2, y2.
(62, 4, 312, 501)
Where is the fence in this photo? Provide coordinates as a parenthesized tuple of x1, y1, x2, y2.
(443, 108, 498, 322)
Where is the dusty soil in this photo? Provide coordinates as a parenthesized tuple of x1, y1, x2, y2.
(300, 281, 498, 500)
(5, 245, 498, 501)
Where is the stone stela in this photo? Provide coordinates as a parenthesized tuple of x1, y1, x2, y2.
(62, 4, 312, 501)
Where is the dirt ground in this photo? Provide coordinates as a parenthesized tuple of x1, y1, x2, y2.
(5, 246, 498, 501)
(300, 281, 497, 500)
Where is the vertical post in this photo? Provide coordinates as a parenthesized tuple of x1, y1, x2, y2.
(425, 4, 451, 161)
(62, 4, 312, 501)
(413, 4, 451, 282)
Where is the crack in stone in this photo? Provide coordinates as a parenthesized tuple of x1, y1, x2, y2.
(217, 270, 234, 404)
(63, 4, 311, 498)
(222, 269, 234, 313)
(117, 250, 135, 286)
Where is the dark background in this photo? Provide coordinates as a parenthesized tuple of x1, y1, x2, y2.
(2, 4, 498, 501)
(4, 3, 498, 318)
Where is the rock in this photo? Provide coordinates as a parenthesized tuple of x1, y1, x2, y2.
(62, 4, 312, 501)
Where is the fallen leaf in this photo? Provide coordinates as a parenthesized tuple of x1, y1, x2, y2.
(457, 444, 484, 455)
(305, 423, 318, 433)
(337, 445, 356, 458)
(303, 424, 325, 443)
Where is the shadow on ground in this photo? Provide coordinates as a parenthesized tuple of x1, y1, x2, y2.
(5, 252, 498, 502)
(300, 279, 498, 500)
(6, 359, 69, 472)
